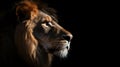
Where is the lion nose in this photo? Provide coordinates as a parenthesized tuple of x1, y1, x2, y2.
(62, 34, 73, 42)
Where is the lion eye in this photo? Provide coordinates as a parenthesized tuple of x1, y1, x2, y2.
(43, 21, 54, 27)
(46, 22, 52, 26)
(41, 21, 53, 33)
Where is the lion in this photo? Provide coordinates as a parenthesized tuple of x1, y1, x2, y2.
(0, 0, 73, 67)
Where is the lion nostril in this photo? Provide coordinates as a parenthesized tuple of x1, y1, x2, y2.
(63, 36, 70, 41)
(66, 46, 69, 49)
(62, 34, 73, 42)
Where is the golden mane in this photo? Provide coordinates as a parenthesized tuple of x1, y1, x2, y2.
(15, 1, 50, 67)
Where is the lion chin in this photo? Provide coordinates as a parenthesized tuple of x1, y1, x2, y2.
(54, 48, 68, 58)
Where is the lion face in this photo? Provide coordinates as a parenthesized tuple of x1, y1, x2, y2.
(33, 11, 73, 58)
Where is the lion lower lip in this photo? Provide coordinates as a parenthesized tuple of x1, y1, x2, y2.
(57, 40, 68, 43)
(48, 48, 66, 53)
(56, 42, 68, 45)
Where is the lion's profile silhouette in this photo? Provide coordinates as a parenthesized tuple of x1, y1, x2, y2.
(0, 0, 73, 67)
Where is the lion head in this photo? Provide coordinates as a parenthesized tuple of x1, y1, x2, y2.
(15, 1, 73, 67)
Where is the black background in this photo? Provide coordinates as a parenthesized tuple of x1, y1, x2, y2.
(43, 1, 95, 67)
(0, 0, 116, 67)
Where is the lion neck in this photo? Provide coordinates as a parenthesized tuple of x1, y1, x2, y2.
(35, 43, 53, 67)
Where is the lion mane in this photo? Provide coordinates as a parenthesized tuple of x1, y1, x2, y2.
(15, 1, 51, 67)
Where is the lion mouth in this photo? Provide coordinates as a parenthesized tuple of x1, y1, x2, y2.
(48, 47, 69, 57)
(47, 40, 70, 57)
(48, 47, 66, 53)
(46, 40, 70, 57)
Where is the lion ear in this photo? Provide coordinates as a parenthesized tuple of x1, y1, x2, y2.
(16, 1, 38, 21)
